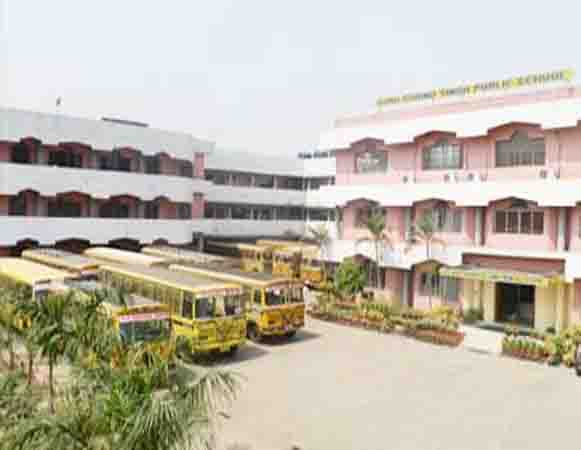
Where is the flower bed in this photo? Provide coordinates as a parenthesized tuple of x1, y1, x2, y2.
(308, 304, 463, 347)
(502, 336, 547, 363)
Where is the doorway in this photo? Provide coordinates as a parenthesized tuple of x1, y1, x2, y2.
(496, 283, 535, 327)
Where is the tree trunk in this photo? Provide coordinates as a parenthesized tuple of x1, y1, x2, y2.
(26, 348, 34, 385)
(8, 334, 15, 370)
(49, 356, 55, 414)
(375, 242, 381, 289)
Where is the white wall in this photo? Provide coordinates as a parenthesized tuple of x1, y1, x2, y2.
(0, 163, 210, 202)
(204, 184, 306, 206)
(0, 218, 193, 245)
(0, 107, 213, 160)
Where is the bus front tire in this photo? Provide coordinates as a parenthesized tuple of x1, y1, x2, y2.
(285, 330, 297, 339)
(247, 324, 262, 343)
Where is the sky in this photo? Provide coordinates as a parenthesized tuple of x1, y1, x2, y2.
(1, 0, 580, 155)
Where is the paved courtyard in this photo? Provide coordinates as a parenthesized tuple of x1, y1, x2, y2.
(216, 318, 581, 450)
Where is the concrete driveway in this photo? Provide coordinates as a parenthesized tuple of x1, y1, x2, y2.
(215, 318, 581, 450)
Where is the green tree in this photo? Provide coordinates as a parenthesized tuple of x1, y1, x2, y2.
(407, 213, 446, 260)
(24, 292, 79, 414)
(356, 212, 395, 288)
(0, 296, 20, 371)
(306, 224, 331, 279)
(335, 258, 367, 300)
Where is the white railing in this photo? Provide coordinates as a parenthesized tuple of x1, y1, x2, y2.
(0, 217, 193, 246)
(0, 163, 209, 202)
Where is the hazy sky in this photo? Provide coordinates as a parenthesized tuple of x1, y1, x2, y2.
(1, 1, 580, 155)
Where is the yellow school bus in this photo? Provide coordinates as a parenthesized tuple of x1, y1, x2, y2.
(67, 279, 174, 362)
(206, 241, 273, 272)
(170, 263, 304, 341)
(97, 264, 246, 356)
(272, 245, 325, 287)
(84, 247, 169, 267)
(22, 248, 100, 280)
(256, 239, 299, 250)
(142, 245, 236, 268)
(0, 257, 72, 300)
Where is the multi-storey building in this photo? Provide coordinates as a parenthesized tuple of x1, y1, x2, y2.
(197, 147, 336, 238)
(0, 107, 212, 255)
(311, 74, 581, 332)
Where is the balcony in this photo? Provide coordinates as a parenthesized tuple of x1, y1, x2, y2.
(0, 217, 193, 246)
(204, 184, 306, 206)
(194, 219, 308, 238)
(0, 163, 210, 202)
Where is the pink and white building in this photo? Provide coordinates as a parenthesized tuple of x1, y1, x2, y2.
(311, 78, 581, 331)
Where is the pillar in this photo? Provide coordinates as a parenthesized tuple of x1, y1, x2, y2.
(402, 270, 411, 307)
(556, 282, 567, 332)
(475, 207, 483, 246)
(404, 207, 412, 238)
(557, 207, 566, 251)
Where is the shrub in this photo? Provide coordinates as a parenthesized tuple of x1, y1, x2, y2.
(462, 307, 484, 324)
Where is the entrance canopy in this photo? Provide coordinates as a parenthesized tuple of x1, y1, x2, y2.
(440, 265, 562, 288)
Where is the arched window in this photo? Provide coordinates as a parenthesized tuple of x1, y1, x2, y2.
(422, 140, 462, 170)
(424, 204, 462, 232)
(494, 199, 544, 234)
(495, 131, 545, 167)
(11, 143, 31, 164)
(355, 151, 388, 173)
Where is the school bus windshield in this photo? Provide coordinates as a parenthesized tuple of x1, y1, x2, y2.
(119, 318, 171, 344)
(195, 295, 243, 319)
(265, 285, 303, 306)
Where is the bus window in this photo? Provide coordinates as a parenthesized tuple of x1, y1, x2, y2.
(265, 287, 286, 306)
(196, 297, 214, 319)
(182, 294, 194, 319)
(253, 289, 262, 306)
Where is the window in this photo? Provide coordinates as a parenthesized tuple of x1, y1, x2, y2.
(356, 206, 383, 228)
(48, 150, 82, 168)
(308, 209, 330, 221)
(356, 151, 388, 173)
(178, 204, 191, 219)
(11, 143, 31, 164)
(9, 195, 26, 216)
(279, 177, 303, 190)
(495, 132, 545, 167)
(420, 273, 459, 303)
(495, 205, 544, 235)
(231, 206, 251, 219)
(99, 202, 130, 218)
(430, 206, 463, 233)
(232, 173, 252, 187)
(145, 202, 159, 219)
(181, 294, 194, 319)
(48, 199, 82, 217)
(255, 174, 274, 188)
(118, 156, 131, 172)
(179, 162, 193, 178)
(254, 207, 272, 220)
(144, 156, 160, 174)
(422, 141, 462, 170)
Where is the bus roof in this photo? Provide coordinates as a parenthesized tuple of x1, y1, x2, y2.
(256, 239, 299, 248)
(0, 257, 73, 286)
(22, 248, 100, 272)
(141, 246, 231, 264)
(84, 247, 168, 267)
(170, 263, 297, 288)
(207, 241, 270, 253)
(100, 264, 243, 296)
(274, 245, 319, 256)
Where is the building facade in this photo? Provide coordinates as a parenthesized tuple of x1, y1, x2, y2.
(311, 82, 581, 332)
(0, 108, 212, 254)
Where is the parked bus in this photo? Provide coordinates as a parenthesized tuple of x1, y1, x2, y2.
(0, 257, 72, 300)
(205, 241, 272, 272)
(22, 248, 100, 280)
(66, 279, 174, 362)
(97, 264, 246, 356)
(170, 263, 304, 342)
(256, 239, 300, 250)
(84, 247, 169, 267)
(272, 245, 325, 287)
(141, 245, 236, 268)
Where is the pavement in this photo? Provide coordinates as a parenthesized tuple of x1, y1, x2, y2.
(214, 317, 581, 450)
(459, 324, 504, 355)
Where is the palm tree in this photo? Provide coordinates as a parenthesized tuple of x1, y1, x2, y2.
(306, 224, 331, 279)
(356, 213, 395, 289)
(407, 213, 446, 260)
(0, 296, 19, 371)
(25, 292, 79, 414)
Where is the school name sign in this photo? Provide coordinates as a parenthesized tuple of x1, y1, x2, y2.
(376, 69, 575, 107)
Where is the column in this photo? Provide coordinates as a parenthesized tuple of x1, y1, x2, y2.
(404, 207, 412, 238)
(557, 207, 566, 251)
(137, 202, 146, 219)
(272, 207, 278, 221)
(555, 282, 567, 332)
(475, 207, 483, 246)
(402, 270, 411, 307)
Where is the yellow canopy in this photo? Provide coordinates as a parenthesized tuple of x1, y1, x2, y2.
(439, 265, 561, 288)
(84, 247, 168, 267)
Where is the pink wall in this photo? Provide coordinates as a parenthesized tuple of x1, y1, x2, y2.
(384, 268, 403, 302)
(194, 153, 205, 178)
(0, 142, 11, 162)
(0, 196, 8, 215)
(192, 193, 205, 219)
(567, 207, 581, 252)
(484, 200, 557, 252)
